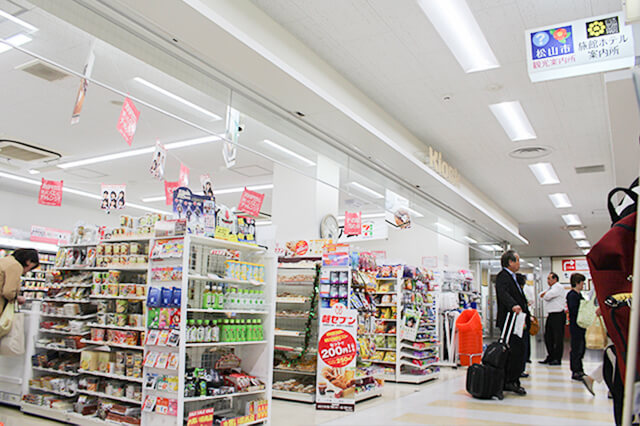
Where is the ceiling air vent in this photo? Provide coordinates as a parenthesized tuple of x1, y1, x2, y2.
(16, 59, 71, 82)
(575, 164, 605, 174)
(0, 140, 61, 163)
(508, 146, 552, 159)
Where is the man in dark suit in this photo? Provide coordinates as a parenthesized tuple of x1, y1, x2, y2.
(495, 249, 529, 396)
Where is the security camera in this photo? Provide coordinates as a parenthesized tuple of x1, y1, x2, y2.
(237, 124, 245, 133)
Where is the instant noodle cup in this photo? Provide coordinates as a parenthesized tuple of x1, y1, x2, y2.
(116, 300, 128, 314)
(91, 328, 105, 342)
(104, 244, 113, 256)
(108, 270, 121, 284)
(120, 243, 130, 255)
(116, 314, 128, 327)
(97, 314, 106, 325)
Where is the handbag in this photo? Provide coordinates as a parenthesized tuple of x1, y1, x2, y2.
(529, 315, 539, 335)
(577, 297, 597, 329)
(0, 302, 24, 356)
(586, 316, 607, 350)
(0, 300, 15, 339)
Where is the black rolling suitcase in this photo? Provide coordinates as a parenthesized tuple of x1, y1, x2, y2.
(466, 312, 515, 400)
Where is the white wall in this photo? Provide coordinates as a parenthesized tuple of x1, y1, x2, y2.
(352, 224, 469, 269)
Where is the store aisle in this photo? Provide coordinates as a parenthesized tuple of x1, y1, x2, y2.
(314, 363, 612, 426)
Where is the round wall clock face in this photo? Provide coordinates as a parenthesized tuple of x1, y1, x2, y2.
(320, 214, 339, 239)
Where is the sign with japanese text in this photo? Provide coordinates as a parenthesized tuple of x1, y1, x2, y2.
(149, 142, 166, 180)
(179, 163, 190, 187)
(164, 181, 179, 206)
(187, 407, 214, 426)
(338, 217, 388, 243)
(562, 258, 589, 272)
(344, 211, 361, 236)
(116, 97, 140, 146)
(422, 256, 438, 269)
(38, 179, 63, 207)
(526, 12, 634, 82)
(173, 187, 216, 236)
(316, 303, 357, 412)
(30, 225, 70, 245)
(238, 187, 264, 217)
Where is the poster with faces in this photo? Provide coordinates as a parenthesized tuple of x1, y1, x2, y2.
(101, 184, 126, 212)
(200, 174, 214, 200)
(149, 142, 167, 180)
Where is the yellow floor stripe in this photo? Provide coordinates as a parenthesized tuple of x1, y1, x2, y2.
(525, 384, 592, 393)
(393, 413, 521, 425)
(454, 389, 609, 405)
(427, 399, 613, 422)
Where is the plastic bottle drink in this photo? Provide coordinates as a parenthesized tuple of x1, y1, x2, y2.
(237, 319, 244, 341)
(220, 319, 228, 342)
(229, 319, 237, 342)
(215, 286, 223, 310)
(186, 319, 195, 342)
(204, 320, 212, 342)
(211, 320, 219, 342)
(247, 290, 255, 309)
(201, 285, 209, 309)
(195, 319, 203, 342)
(257, 319, 263, 340)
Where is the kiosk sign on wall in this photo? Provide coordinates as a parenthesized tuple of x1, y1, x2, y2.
(526, 12, 634, 82)
(316, 303, 358, 412)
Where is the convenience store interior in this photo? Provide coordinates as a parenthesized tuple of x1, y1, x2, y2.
(0, 0, 638, 425)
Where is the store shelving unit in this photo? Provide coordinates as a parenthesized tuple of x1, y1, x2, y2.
(143, 234, 275, 426)
(272, 259, 319, 404)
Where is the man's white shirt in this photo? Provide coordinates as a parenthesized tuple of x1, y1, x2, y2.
(539, 282, 566, 315)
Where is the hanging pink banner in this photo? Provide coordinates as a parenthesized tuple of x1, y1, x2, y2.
(164, 181, 180, 206)
(38, 179, 63, 206)
(116, 97, 140, 146)
(238, 187, 264, 217)
(179, 163, 190, 187)
(344, 211, 362, 236)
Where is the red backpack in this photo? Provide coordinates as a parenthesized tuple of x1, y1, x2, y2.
(586, 183, 637, 381)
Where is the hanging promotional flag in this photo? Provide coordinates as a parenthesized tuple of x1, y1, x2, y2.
(164, 181, 179, 206)
(343, 211, 361, 236)
(116, 97, 140, 146)
(238, 187, 264, 217)
(101, 184, 126, 212)
(70, 44, 95, 125)
(179, 163, 190, 187)
(38, 179, 63, 206)
(200, 174, 214, 199)
(223, 105, 240, 168)
(149, 141, 167, 180)
(385, 189, 411, 229)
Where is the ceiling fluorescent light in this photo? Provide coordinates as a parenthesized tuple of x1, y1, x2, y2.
(133, 77, 221, 121)
(0, 170, 169, 214)
(349, 182, 384, 199)
(416, 0, 499, 73)
(435, 223, 452, 233)
(491, 244, 504, 251)
(28, 169, 40, 175)
(58, 135, 221, 169)
(215, 184, 274, 195)
(263, 139, 315, 166)
(338, 213, 385, 220)
(464, 236, 478, 244)
(141, 196, 165, 203)
(576, 240, 591, 248)
(479, 244, 495, 252)
(569, 230, 586, 239)
(255, 220, 272, 226)
(562, 214, 582, 226)
(406, 207, 424, 218)
(529, 162, 560, 185)
(0, 33, 32, 54)
(0, 9, 38, 32)
(489, 101, 536, 141)
(548, 193, 572, 208)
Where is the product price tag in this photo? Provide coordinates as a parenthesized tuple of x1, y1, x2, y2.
(116, 97, 140, 146)
(38, 178, 63, 206)
(238, 187, 264, 217)
(187, 407, 214, 426)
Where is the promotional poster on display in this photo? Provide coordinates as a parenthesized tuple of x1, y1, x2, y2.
(399, 308, 421, 341)
(172, 187, 215, 235)
(385, 189, 411, 229)
(214, 205, 238, 242)
(200, 174, 214, 200)
(316, 303, 358, 412)
(338, 217, 388, 243)
(117, 97, 140, 146)
(149, 142, 167, 180)
(100, 184, 126, 211)
(38, 178, 63, 207)
(237, 216, 256, 244)
(276, 239, 333, 258)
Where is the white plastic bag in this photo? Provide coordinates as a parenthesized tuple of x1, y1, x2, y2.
(0, 304, 24, 356)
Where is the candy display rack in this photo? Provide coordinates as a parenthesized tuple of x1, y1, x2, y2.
(143, 234, 275, 426)
(272, 258, 320, 404)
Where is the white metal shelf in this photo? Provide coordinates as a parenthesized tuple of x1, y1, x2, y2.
(397, 371, 439, 384)
(41, 313, 97, 320)
(272, 389, 314, 403)
(20, 403, 121, 426)
(355, 387, 383, 402)
(187, 308, 268, 315)
(42, 298, 92, 304)
(89, 295, 146, 301)
(56, 265, 149, 271)
(35, 344, 88, 353)
(77, 389, 142, 405)
(183, 388, 266, 403)
(275, 297, 308, 304)
(100, 236, 152, 243)
(360, 359, 396, 364)
(87, 323, 145, 332)
(400, 352, 438, 361)
(78, 369, 144, 383)
(39, 329, 90, 336)
(188, 273, 265, 286)
(274, 330, 302, 337)
(80, 339, 144, 351)
(273, 368, 315, 376)
(30, 386, 76, 397)
(189, 235, 265, 252)
(32, 366, 79, 376)
(185, 340, 267, 348)
(400, 360, 438, 370)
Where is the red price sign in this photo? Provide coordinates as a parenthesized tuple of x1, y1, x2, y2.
(318, 329, 356, 368)
(164, 180, 180, 205)
(238, 187, 265, 217)
(116, 97, 140, 146)
(187, 407, 214, 426)
(344, 211, 361, 236)
(294, 240, 309, 256)
(38, 178, 63, 206)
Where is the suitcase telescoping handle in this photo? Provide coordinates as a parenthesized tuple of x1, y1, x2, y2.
(499, 311, 517, 345)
